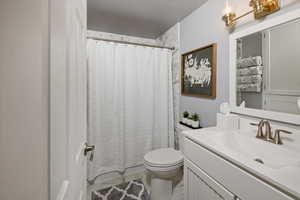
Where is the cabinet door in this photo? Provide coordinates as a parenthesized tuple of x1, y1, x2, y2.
(186, 168, 224, 200)
(184, 159, 236, 200)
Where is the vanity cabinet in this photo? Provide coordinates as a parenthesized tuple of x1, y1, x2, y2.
(184, 137, 295, 200)
(184, 159, 236, 200)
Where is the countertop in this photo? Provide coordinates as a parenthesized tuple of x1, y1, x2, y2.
(183, 127, 300, 199)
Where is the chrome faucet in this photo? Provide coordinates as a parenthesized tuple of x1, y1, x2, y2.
(250, 120, 292, 145)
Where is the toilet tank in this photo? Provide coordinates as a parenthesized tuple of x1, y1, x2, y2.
(175, 124, 193, 153)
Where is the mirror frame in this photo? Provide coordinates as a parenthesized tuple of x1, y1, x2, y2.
(229, 7, 300, 125)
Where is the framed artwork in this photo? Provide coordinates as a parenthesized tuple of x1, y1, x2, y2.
(181, 43, 217, 99)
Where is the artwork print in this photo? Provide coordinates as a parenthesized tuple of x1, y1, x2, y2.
(181, 43, 216, 98)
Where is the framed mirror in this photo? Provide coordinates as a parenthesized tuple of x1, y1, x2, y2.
(229, 8, 300, 125)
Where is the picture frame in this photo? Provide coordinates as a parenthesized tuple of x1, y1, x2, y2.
(181, 43, 217, 99)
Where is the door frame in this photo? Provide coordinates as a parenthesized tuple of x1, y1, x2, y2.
(49, 0, 69, 199)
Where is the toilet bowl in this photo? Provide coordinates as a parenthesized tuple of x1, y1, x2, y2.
(144, 123, 191, 200)
(144, 148, 183, 200)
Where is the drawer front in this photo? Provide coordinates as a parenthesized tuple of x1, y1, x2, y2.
(185, 159, 236, 200)
(184, 137, 294, 200)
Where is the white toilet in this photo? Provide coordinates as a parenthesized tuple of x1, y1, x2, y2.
(144, 124, 190, 200)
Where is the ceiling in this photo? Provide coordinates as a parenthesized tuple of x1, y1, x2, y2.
(87, 0, 208, 39)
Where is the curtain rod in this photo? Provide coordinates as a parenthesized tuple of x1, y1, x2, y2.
(87, 36, 175, 51)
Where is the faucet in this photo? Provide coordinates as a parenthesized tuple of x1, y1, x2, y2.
(258, 120, 273, 140)
(250, 120, 292, 145)
(252, 119, 272, 140)
(273, 129, 292, 145)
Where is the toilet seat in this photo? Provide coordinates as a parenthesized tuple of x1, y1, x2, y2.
(144, 148, 183, 171)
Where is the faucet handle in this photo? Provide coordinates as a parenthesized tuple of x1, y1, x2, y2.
(274, 129, 292, 145)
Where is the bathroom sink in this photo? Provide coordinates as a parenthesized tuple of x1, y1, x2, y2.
(186, 129, 300, 170)
(184, 127, 300, 199)
(222, 132, 300, 169)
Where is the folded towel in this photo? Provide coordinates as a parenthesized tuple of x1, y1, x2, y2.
(237, 56, 262, 68)
(237, 83, 262, 92)
(237, 75, 262, 84)
(237, 66, 263, 76)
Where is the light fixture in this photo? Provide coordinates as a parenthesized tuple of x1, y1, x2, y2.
(222, 0, 281, 27)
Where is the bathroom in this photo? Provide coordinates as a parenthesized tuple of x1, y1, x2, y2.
(0, 0, 300, 200)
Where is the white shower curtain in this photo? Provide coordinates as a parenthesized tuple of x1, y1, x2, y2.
(87, 39, 174, 180)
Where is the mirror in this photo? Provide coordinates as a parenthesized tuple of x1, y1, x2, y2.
(235, 19, 300, 115)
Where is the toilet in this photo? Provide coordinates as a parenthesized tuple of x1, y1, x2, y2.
(144, 124, 191, 200)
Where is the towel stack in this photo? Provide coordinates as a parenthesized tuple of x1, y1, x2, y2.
(237, 56, 263, 92)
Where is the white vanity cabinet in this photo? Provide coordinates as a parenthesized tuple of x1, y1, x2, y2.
(184, 137, 295, 200)
(184, 159, 236, 200)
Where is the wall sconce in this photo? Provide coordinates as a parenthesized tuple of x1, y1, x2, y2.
(222, 0, 281, 27)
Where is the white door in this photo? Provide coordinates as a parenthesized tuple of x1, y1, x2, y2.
(50, 0, 88, 199)
(66, 0, 88, 199)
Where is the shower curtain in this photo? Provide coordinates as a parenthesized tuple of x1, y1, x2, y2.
(87, 39, 174, 180)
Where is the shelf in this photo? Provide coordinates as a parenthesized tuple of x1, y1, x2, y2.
(179, 121, 202, 130)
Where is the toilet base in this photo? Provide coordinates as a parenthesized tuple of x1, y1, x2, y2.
(151, 177, 172, 200)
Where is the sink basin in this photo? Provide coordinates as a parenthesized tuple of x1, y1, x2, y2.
(226, 132, 300, 169)
(189, 129, 300, 170)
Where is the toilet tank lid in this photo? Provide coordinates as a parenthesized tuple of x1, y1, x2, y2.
(144, 148, 183, 166)
(176, 123, 193, 132)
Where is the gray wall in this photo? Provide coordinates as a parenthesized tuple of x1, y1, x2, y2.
(180, 0, 230, 127)
(179, 0, 300, 127)
(0, 0, 49, 199)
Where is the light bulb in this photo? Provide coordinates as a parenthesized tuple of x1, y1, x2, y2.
(224, 0, 232, 14)
(224, 6, 232, 15)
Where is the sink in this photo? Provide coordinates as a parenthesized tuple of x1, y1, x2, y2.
(227, 133, 300, 169)
(188, 129, 300, 170)
(184, 127, 300, 199)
